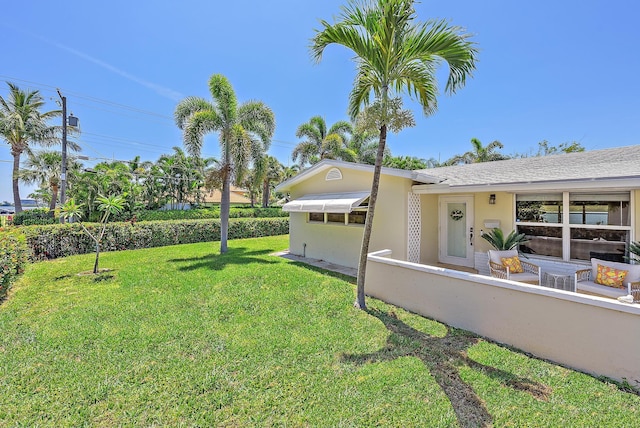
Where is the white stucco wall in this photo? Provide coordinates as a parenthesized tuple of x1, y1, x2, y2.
(365, 249, 640, 387)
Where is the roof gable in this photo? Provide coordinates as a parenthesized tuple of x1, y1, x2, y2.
(275, 159, 441, 192)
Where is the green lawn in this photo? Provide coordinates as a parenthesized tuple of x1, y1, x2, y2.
(0, 235, 638, 426)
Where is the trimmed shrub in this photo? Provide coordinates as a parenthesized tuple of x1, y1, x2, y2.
(12, 208, 57, 226)
(22, 217, 289, 261)
(0, 229, 30, 297)
(134, 209, 220, 222)
(229, 207, 289, 218)
(10, 207, 289, 226)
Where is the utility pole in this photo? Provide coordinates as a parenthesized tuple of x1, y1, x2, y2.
(56, 90, 78, 220)
(57, 89, 68, 209)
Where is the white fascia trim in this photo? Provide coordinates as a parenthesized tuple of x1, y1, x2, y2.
(412, 177, 640, 194)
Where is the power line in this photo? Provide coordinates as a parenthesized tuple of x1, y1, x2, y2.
(0, 74, 174, 120)
(69, 100, 173, 124)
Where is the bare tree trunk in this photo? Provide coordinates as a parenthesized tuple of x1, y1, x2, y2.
(12, 153, 22, 213)
(93, 243, 100, 274)
(355, 124, 387, 309)
(220, 163, 230, 254)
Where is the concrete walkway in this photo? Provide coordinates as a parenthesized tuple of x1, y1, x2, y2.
(272, 250, 357, 277)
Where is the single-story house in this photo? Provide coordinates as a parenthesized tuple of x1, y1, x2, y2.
(202, 186, 253, 205)
(275, 145, 640, 386)
(275, 145, 640, 284)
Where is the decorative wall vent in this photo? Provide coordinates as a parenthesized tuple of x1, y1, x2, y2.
(325, 167, 343, 181)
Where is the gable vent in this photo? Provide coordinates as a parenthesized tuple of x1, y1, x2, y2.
(325, 167, 343, 181)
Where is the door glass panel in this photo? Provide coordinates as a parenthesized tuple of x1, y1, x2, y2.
(447, 202, 466, 258)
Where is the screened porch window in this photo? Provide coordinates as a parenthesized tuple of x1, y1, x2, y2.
(516, 192, 631, 262)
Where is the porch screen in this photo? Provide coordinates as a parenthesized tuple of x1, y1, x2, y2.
(516, 192, 631, 262)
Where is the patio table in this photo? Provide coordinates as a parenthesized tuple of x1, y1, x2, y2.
(541, 270, 576, 292)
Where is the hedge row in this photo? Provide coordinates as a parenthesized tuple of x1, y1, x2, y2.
(133, 207, 289, 222)
(22, 217, 289, 261)
(0, 230, 29, 298)
(11, 207, 289, 225)
(11, 208, 58, 226)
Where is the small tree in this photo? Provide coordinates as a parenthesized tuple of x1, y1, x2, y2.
(61, 195, 125, 274)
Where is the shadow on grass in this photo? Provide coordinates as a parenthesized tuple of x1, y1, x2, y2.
(169, 247, 278, 271)
(289, 262, 357, 285)
(342, 308, 551, 428)
(93, 273, 115, 282)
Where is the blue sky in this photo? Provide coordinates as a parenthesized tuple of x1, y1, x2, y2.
(2, 0, 640, 202)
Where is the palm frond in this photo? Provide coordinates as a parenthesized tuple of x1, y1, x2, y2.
(174, 96, 214, 129)
(208, 74, 238, 123)
(481, 228, 528, 251)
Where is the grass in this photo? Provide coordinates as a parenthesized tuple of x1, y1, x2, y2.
(0, 235, 638, 426)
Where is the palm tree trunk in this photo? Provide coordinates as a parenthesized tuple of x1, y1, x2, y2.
(262, 179, 270, 208)
(12, 153, 22, 213)
(49, 183, 58, 215)
(220, 162, 230, 254)
(355, 123, 387, 309)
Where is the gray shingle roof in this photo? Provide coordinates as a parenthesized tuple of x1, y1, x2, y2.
(416, 145, 640, 186)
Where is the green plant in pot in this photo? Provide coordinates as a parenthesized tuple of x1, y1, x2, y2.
(629, 241, 640, 263)
(481, 228, 528, 251)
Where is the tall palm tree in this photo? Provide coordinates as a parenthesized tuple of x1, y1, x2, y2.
(312, 0, 477, 309)
(259, 155, 283, 207)
(383, 155, 430, 170)
(175, 74, 275, 253)
(292, 116, 355, 166)
(347, 126, 383, 165)
(0, 82, 60, 212)
(19, 150, 63, 213)
(447, 137, 508, 164)
(282, 164, 300, 180)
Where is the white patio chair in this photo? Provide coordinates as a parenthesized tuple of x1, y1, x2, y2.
(487, 249, 540, 284)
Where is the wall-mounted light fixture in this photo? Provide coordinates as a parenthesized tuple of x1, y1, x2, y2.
(489, 194, 496, 205)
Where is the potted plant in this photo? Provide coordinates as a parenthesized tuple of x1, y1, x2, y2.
(628, 241, 640, 263)
(481, 228, 528, 251)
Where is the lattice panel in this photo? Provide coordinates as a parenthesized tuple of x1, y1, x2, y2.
(407, 193, 421, 263)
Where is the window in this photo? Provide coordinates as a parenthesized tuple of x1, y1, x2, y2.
(516, 192, 631, 262)
(568, 193, 629, 226)
(348, 210, 367, 225)
(327, 213, 345, 224)
(306, 197, 368, 226)
(307, 209, 368, 226)
(308, 212, 324, 222)
(516, 194, 562, 223)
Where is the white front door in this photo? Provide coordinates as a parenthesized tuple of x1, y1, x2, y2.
(439, 196, 474, 267)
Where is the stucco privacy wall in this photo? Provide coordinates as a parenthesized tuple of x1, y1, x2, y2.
(365, 250, 640, 387)
(287, 168, 413, 268)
